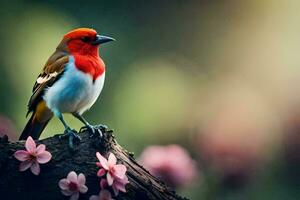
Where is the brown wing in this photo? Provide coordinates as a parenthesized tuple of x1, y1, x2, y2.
(27, 51, 69, 115)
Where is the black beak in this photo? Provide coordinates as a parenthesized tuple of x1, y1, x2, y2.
(92, 35, 115, 45)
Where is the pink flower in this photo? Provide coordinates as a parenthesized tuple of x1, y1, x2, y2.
(89, 189, 114, 200)
(96, 152, 127, 186)
(59, 171, 88, 200)
(100, 176, 129, 196)
(198, 132, 261, 188)
(14, 136, 52, 175)
(139, 145, 198, 188)
(0, 115, 18, 141)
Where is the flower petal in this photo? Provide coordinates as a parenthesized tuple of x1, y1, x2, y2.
(100, 179, 108, 189)
(36, 151, 52, 164)
(117, 175, 129, 185)
(19, 160, 33, 171)
(14, 150, 30, 161)
(96, 162, 102, 167)
(78, 173, 86, 185)
(59, 179, 70, 190)
(114, 181, 126, 193)
(112, 185, 119, 196)
(70, 192, 79, 200)
(67, 171, 78, 183)
(30, 161, 40, 175)
(107, 172, 114, 186)
(79, 185, 88, 193)
(36, 144, 45, 154)
(61, 190, 73, 196)
(108, 153, 117, 166)
(25, 136, 36, 154)
(97, 168, 106, 177)
(100, 189, 112, 199)
(89, 195, 100, 200)
(96, 152, 109, 170)
(113, 164, 127, 179)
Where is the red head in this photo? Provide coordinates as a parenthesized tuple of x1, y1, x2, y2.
(63, 28, 115, 56)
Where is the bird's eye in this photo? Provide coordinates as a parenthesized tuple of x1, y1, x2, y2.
(81, 37, 90, 42)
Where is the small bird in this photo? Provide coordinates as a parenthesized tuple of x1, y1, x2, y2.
(19, 28, 115, 147)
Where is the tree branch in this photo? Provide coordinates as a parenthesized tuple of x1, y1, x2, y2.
(0, 127, 188, 200)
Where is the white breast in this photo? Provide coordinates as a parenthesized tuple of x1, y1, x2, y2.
(43, 56, 105, 115)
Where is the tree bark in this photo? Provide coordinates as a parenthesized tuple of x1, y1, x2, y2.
(0, 127, 188, 200)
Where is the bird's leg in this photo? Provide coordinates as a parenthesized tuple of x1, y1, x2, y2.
(56, 112, 81, 148)
(72, 113, 107, 138)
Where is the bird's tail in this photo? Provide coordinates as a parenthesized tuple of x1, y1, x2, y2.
(19, 101, 53, 140)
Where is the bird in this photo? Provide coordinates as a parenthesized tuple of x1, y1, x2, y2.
(19, 28, 115, 148)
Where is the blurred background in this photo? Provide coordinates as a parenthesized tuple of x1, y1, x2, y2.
(1, 0, 300, 199)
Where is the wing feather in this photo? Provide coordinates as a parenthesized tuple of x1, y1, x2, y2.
(27, 52, 69, 115)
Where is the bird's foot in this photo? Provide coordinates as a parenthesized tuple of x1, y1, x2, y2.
(79, 124, 108, 138)
(59, 128, 81, 149)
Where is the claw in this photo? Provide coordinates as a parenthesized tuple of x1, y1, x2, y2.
(97, 124, 108, 130)
(59, 128, 81, 148)
(79, 124, 108, 138)
(79, 126, 87, 133)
